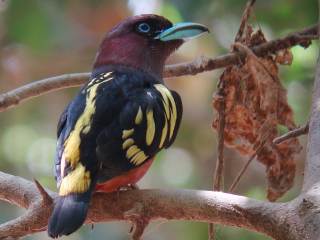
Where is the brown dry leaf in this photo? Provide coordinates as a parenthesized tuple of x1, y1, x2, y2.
(275, 49, 293, 65)
(212, 26, 302, 201)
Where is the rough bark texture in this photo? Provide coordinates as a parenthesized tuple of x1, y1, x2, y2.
(303, 58, 320, 191)
(0, 171, 297, 240)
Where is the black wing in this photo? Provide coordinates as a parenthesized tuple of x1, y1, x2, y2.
(96, 82, 183, 182)
(54, 71, 117, 191)
(54, 103, 69, 184)
(54, 69, 183, 193)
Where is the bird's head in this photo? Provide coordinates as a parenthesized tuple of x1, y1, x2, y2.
(93, 14, 209, 77)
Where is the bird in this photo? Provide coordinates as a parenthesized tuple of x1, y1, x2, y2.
(47, 14, 208, 238)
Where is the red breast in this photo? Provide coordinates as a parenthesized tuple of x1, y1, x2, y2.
(95, 158, 154, 192)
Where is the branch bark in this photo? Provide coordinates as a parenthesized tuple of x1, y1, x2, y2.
(0, 24, 318, 113)
(0, 171, 301, 240)
(273, 123, 309, 145)
(209, 68, 226, 240)
(303, 56, 320, 191)
(301, 7, 319, 192)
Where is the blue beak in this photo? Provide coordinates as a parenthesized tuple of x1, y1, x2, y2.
(155, 22, 209, 41)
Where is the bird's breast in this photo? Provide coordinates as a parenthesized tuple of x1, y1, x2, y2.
(95, 157, 154, 192)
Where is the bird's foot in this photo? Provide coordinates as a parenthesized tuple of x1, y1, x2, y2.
(118, 183, 139, 192)
(116, 183, 139, 200)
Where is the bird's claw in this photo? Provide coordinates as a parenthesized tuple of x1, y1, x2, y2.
(118, 183, 139, 192)
(116, 183, 139, 200)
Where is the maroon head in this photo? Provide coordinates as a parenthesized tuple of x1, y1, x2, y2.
(93, 14, 208, 77)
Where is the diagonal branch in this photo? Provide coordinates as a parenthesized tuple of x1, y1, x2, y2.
(0, 172, 55, 238)
(234, 0, 256, 42)
(229, 130, 271, 192)
(164, 24, 318, 77)
(0, 24, 318, 113)
(0, 73, 90, 112)
(0, 171, 300, 240)
(209, 69, 226, 240)
(273, 123, 309, 145)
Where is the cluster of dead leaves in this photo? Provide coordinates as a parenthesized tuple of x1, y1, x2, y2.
(212, 25, 302, 201)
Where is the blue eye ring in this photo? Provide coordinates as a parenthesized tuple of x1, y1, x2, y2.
(138, 23, 151, 33)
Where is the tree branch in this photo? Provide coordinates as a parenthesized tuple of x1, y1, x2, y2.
(273, 123, 309, 145)
(212, 81, 226, 191)
(0, 24, 318, 113)
(303, 55, 320, 191)
(0, 171, 300, 240)
(0, 73, 90, 112)
(164, 24, 318, 77)
(209, 68, 226, 240)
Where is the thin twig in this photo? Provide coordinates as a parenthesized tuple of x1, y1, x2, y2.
(273, 123, 309, 144)
(209, 78, 226, 240)
(234, 0, 256, 42)
(213, 83, 226, 191)
(229, 131, 272, 192)
(209, 2, 256, 239)
(0, 25, 318, 113)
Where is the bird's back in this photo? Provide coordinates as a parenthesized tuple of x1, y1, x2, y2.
(55, 65, 183, 189)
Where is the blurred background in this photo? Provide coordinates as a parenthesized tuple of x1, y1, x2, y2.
(0, 0, 318, 239)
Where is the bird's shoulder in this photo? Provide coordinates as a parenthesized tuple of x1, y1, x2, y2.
(95, 71, 183, 181)
(57, 68, 156, 134)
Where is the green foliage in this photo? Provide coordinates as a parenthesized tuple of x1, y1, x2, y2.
(5, 0, 54, 52)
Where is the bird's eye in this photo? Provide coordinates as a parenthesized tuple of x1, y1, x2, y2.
(137, 23, 151, 33)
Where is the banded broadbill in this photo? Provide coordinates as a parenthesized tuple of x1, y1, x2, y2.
(48, 14, 208, 238)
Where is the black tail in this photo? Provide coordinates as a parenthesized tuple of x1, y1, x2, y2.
(48, 191, 92, 238)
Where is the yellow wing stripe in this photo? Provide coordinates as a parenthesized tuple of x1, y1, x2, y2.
(154, 84, 177, 141)
(121, 86, 178, 165)
(169, 107, 177, 139)
(126, 145, 140, 159)
(59, 163, 91, 196)
(103, 72, 112, 78)
(135, 106, 143, 124)
(159, 117, 168, 148)
(122, 106, 149, 165)
(122, 129, 134, 139)
(146, 109, 155, 146)
(131, 151, 148, 165)
(126, 144, 148, 165)
(162, 88, 177, 139)
(63, 84, 99, 168)
(154, 84, 171, 118)
(87, 72, 113, 88)
(122, 138, 134, 150)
